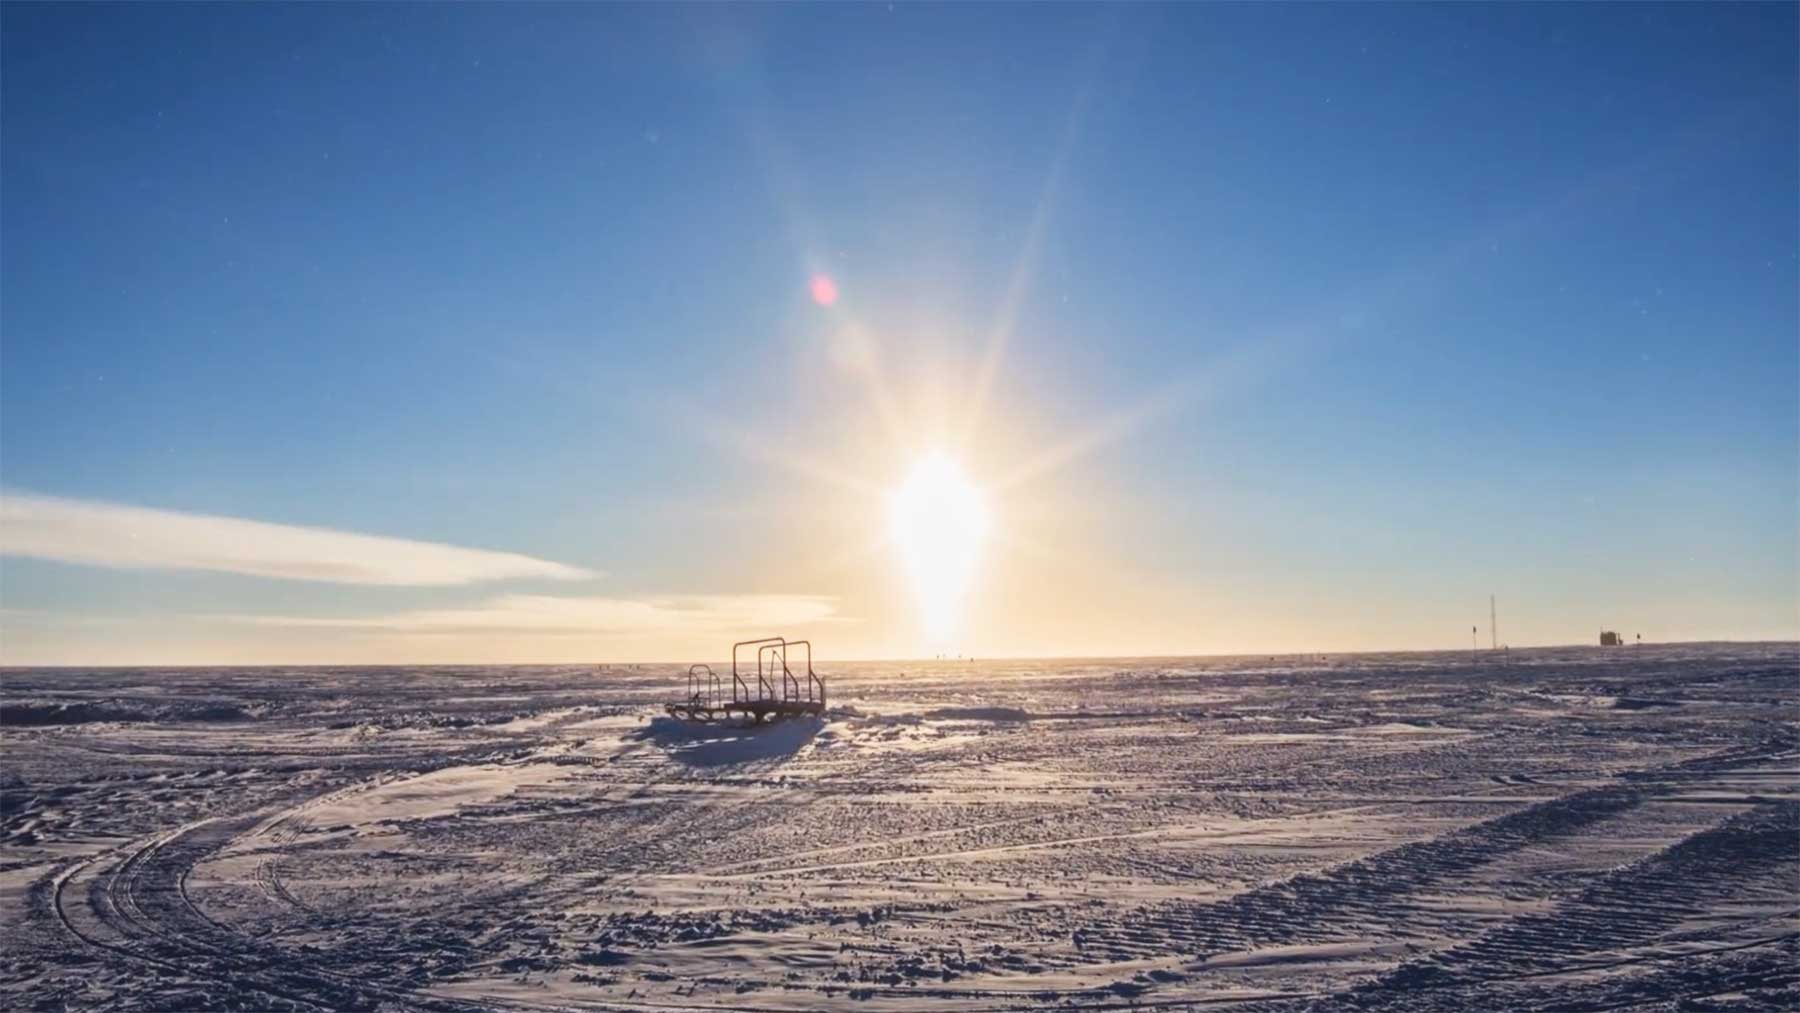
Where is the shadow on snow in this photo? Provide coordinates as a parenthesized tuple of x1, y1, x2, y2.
(632, 714, 822, 767)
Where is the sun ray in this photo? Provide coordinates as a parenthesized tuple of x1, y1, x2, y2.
(697, 35, 922, 463)
(691, 417, 886, 500)
(820, 311, 914, 456)
(961, 35, 1109, 445)
(994, 322, 1323, 494)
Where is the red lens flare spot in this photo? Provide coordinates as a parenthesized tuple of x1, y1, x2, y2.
(809, 274, 839, 307)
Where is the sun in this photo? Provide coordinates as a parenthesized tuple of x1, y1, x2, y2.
(889, 454, 990, 642)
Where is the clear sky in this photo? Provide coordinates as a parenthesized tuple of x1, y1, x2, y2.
(2, 3, 1795, 665)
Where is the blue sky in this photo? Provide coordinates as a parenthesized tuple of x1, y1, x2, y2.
(2, 3, 1794, 663)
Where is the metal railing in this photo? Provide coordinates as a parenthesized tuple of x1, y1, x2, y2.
(685, 664, 720, 709)
(668, 636, 827, 723)
(737, 636, 827, 710)
(732, 637, 785, 703)
(757, 642, 791, 702)
(785, 639, 823, 707)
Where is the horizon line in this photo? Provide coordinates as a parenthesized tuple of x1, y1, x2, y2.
(3, 637, 1794, 671)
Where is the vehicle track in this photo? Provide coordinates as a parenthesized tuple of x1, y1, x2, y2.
(51, 824, 339, 1012)
(49, 784, 495, 1011)
(150, 745, 711, 1008)
(1072, 784, 1647, 962)
(17, 654, 1794, 1012)
(46, 764, 1782, 1013)
(1375, 800, 1800, 988)
(240, 771, 414, 916)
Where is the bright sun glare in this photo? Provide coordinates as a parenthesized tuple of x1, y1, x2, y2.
(889, 454, 990, 642)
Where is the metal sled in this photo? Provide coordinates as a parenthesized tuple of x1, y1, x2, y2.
(665, 636, 826, 724)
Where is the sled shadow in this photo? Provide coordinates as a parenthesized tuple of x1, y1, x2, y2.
(633, 714, 822, 767)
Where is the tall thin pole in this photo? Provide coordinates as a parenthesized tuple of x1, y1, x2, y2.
(1490, 595, 1497, 651)
(1471, 625, 1477, 661)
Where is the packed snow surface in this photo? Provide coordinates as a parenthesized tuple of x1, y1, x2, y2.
(3, 643, 1796, 1010)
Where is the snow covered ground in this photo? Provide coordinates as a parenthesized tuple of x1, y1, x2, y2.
(3, 643, 1795, 1011)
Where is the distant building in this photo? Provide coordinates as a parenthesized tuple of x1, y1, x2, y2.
(1600, 630, 1622, 646)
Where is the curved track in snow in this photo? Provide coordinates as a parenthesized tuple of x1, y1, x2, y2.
(7, 648, 1797, 1011)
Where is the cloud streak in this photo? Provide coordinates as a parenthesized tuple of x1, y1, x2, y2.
(218, 593, 842, 636)
(0, 491, 593, 586)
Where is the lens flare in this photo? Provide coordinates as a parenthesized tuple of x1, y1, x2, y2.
(809, 273, 839, 307)
(889, 454, 989, 641)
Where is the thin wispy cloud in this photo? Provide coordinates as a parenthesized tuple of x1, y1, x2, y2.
(219, 593, 843, 636)
(0, 492, 593, 586)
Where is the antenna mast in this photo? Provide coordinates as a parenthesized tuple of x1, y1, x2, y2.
(1490, 594, 1497, 651)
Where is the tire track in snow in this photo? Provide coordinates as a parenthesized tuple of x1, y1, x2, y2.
(48, 773, 512, 1012)
(1375, 800, 1800, 989)
(1074, 736, 1797, 971)
(1073, 784, 1647, 962)
(52, 824, 346, 1011)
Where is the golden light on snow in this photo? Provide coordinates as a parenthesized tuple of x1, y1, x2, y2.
(889, 453, 989, 640)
